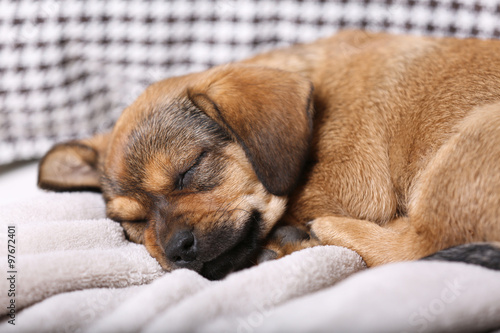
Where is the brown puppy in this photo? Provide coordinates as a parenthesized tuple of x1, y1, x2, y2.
(38, 30, 500, 279)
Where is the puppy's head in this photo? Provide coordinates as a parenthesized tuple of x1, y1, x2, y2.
(38, 64, 313, 280)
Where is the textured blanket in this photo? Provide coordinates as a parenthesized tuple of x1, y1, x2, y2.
(1, 165, 500, 333)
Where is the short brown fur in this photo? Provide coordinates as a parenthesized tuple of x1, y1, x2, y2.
(39, 31, 500, 277)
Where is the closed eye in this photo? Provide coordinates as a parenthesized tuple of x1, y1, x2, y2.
(177, 151, 207, 190)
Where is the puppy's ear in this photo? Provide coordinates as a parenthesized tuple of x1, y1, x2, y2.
(188, 65, 313, 196)
(38, 133, 110, 192)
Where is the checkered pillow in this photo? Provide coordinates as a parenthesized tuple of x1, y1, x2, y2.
(1, 0, 499, 164)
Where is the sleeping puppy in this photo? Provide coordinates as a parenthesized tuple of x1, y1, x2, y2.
(38, 30, 500, 280)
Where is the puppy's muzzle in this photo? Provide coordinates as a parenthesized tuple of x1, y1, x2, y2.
(164, 230, 199, 269)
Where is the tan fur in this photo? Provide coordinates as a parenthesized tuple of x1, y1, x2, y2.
(107, 196, 146, 222)
(38, 133, 110, 191)
(39, 30, 500, 275)
(275, 31, 500, 265)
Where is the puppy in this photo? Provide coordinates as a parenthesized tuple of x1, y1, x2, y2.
(38, 30, 500, 280)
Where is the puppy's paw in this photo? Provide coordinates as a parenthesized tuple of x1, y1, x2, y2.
(121, 221, 147, 244)
(258, 225, 319, 264)
(308, 216, 402, 267)
(308, 216, 350, 247)
(256, 248, 279, 263)
(272, 225, 310, 246)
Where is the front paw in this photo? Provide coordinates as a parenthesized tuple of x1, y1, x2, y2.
(256, 248, 278, 263)
(308, 216, 348, 247)
(257, 225, 315, 264)
(271, 225, 310, 246)
(121, 221, 147, 244)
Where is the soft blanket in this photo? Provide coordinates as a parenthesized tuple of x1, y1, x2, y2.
(1, 165, 500, 333)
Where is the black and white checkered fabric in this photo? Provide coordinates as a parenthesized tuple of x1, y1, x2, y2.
(1, 0, 500, 164)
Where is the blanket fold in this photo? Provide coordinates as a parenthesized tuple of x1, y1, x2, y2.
(1, 180, 499, 332)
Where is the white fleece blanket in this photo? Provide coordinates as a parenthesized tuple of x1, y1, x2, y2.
(1, 165, 500, 333)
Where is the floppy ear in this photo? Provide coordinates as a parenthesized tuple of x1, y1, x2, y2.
(38, 133, 110, 192)
(188, 64, 314, 196)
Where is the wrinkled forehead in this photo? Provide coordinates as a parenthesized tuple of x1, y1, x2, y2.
(126, 98, 223, 155)
(106, 72, 203, 158)
(102, 97, 229, 197)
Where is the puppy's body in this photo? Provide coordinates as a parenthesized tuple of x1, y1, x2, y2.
(247, 31, 500, 265)
(39, 31, 500, 278)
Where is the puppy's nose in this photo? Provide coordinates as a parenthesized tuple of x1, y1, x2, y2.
(165, 230, 198, 266)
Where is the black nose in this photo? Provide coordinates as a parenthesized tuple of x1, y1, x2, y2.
(165, 230, 198, 266)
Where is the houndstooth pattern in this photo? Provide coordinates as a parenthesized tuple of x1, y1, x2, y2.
(1, 0, 500, 164)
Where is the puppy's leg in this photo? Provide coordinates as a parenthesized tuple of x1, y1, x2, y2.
(310, 216, 426, 266)
(311, 102, 500, 267)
